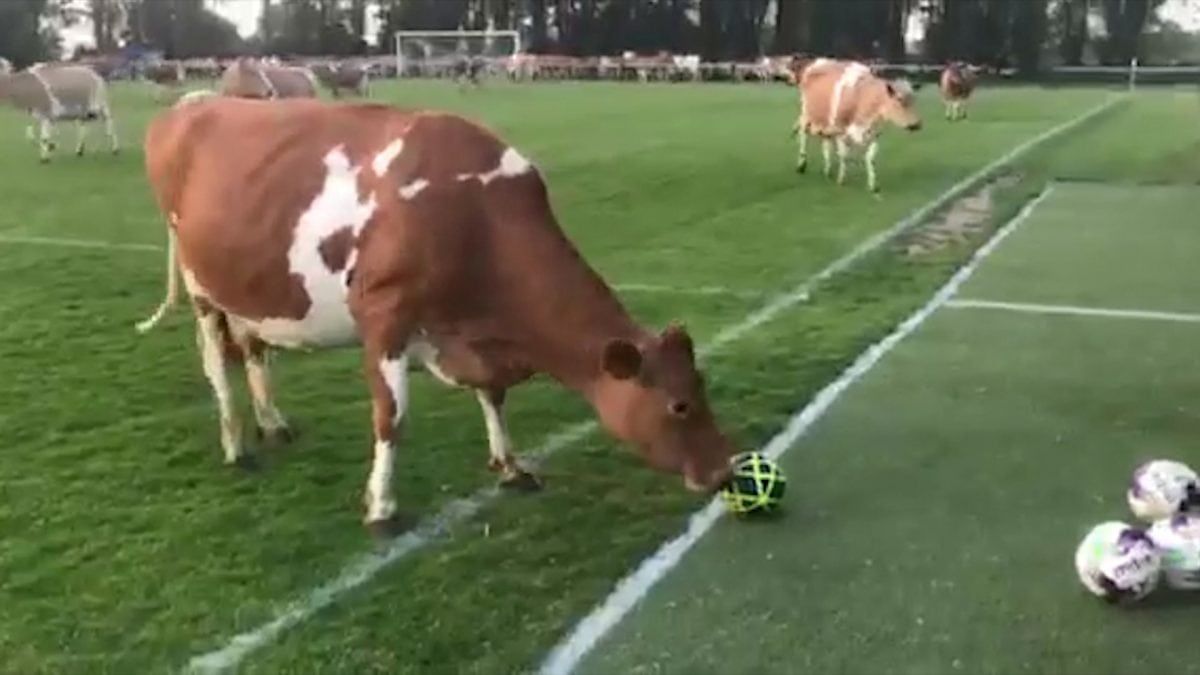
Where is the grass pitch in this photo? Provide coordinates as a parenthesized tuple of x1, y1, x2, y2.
(0, 80, 1195, 673)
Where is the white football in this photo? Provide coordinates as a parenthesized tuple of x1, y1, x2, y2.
(1148, 514, 1200, 590)
(1127, 459, 1200, 522)
(1074, 521, 1161, 603)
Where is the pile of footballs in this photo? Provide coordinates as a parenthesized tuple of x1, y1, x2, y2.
(1075, 459, 1200, 604)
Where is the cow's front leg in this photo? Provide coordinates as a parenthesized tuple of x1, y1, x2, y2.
(74, 120, 88, 156)
(822, 138, 834, 178)
(794, 123, 808, 173)
(194, 309, 249, 467)
(865, 139, 880, 193)
(476, 389, 541, 491)
(103, 108, 119, 154)
(362, 345, 410, 534)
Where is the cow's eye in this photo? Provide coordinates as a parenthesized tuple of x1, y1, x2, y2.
(669, 400, 690, 418)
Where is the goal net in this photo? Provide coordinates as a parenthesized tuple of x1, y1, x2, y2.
(394, 30, 521, 79)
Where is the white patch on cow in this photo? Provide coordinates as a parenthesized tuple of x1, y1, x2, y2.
(457, 147, 534, 185)
(371, 139, 405, 177)
(243, 146, 377, 348)
(258, 67, 278, 98)
(846, 122, 872, 146)
(398, 178, 429, 200)
(379, 354, 409, 425)
(407, 337, 460, 386)
(828, 62, 870, 128)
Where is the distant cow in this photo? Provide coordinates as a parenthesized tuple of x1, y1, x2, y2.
(0, 57, 11, 75)
(312, 61, 370, 98)
(218, 59, 318, 99)
(0, 63, 119, 162)
(136, 98, 737, 533)
(940, 62, 978, 121)
(789, 57, 921, 193)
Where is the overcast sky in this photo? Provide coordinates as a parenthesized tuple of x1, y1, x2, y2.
(59, 0, 1200, 55)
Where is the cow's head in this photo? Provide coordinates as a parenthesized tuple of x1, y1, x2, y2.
(591, 324, 736, 493)
(882, 79, 922, 131)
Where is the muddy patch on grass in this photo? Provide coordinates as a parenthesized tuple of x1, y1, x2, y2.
(899, 172, 1022, 257)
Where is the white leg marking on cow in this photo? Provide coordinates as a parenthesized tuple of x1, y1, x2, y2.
(537, 187, 1057, 675)
(865, 140, 880, 192)
(371, 139, 405, 177)
(365, 440, 398, 522)
(835, 137, 851, 184)
(365, 355, 408, 522)
(244, 146, 377, 348)
(196, 312, 244, 464)
(476, 390, 515, 470)
(185, 98, 1126, 673)
(243, 347, 289, 434)
(398, 178, 430, 200)
(74, 119, 87, 156)
(828, 61, 869, 127)
(821, 138, 833, 177)
(38, 117, 53, 161)
(103, 106, 118, 153)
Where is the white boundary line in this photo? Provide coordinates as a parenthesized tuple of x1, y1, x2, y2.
(0, 234, 162, 252)
(614, 283, 762, 300)
(185, 96, 1119, 672)
(537, 186, 1056, 675)
(946, 299, 1200, 324)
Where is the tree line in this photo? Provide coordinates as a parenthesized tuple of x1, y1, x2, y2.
(0, 0, 1186, 71)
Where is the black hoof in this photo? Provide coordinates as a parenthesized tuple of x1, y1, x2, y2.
(75, 149, 85, 157)
(366, 514, 413, 539)
(256, 425, 296, 446)
(795, 163, 807, 174)
(500, 470, 543, 493)
(228, 453, 260, 471)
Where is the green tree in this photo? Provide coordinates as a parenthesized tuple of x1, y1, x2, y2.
(1101, 0, 1167, 63)
(0, 0, 62, 66)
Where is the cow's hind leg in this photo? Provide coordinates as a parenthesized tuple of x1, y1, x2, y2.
(794, 125, 808, 173)
(835, 137, 850, 186)
(822, 138, 834, 178)
(229, 325, 293, 445)
(194, 307, 250, 468)
(37, 118, 55, 163)
(477, 389, 541, 491)
(360, 323, 415, 535)
(103, 107, 119, 154)
(74, 120, 88, 156)
(865, 140, 880, 193)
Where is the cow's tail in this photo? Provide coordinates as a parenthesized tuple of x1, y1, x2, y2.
(136, 227, 180, 333)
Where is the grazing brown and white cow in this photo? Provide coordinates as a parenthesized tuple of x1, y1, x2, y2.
(312, 61, 370, 98)
(940, 62, 978, 121)
(137, 97, 738, 533)
(218, 59, 318, 99)
(789, 57, 921, 193)
(0, 63, 118, 162)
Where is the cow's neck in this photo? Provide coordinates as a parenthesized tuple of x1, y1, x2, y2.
(491, 223, 645, 393)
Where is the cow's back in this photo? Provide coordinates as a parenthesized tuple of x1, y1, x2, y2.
(268, 67, 318, 98)
(32, 64, 106, 115)
(798, 60, 870, 134)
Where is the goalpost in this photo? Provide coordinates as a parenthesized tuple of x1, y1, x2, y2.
(394, 29, 522, 78)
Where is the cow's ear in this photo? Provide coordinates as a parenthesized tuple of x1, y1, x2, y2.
(661, 322, 695, 363)
(602, 339, 643, 380)
(886, 81, 896, 97)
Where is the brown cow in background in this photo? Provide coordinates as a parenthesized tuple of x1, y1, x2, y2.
(940, 62, 979, 121)
(218, 59, 318, 99)
(789, 57, 921, 193)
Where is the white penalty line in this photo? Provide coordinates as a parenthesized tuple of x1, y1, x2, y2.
(186, 96, 1118, 672)
(537, 187, 1055, 675)
(946, 299, 1200, 324)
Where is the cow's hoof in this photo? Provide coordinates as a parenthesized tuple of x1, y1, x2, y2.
(795, 162, 807, 174)
(227, 453, 260, 471)
(500, 470, 543, 493)
(256, 424, 296, 446)
(75, 149, 84, 157)
(365, 514, 413, 539)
